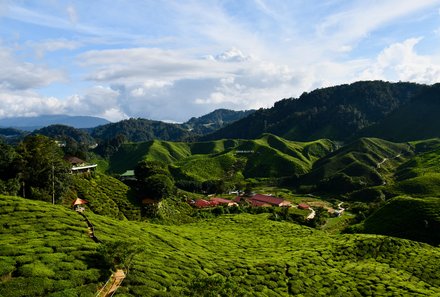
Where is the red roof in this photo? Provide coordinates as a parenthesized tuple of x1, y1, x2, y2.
(211, 197, 233, 204)
(192, 199, 213, 208)
(65, 156, 85, 165)
(249, 200, 272, 207)
(72, 198, 88, 206)
(249, 194, 290, 206)
(298, 203, 310, 210)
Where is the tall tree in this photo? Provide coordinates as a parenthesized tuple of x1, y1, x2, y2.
(15, 135, 71, 202)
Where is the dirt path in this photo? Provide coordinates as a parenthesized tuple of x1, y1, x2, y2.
(96, 269, 126, 297)
(306, 208, 316, 220)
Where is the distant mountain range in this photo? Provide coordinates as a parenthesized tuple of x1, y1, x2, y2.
(2, 81, 440, 145)
(202, 81, 431, 142)
(0, 115, 110, 130)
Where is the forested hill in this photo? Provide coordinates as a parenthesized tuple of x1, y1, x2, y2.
(90, 109, 254, 142)
(91, 118, 192, 143)
(358, 83, 440, 142)
(201, 81, 426, 142)
(182, 108, 255, 135)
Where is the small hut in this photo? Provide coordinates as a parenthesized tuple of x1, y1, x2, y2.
(72, 198, 88, 212)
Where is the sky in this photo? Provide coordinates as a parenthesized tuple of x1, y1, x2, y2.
(1, 0, 440, 122)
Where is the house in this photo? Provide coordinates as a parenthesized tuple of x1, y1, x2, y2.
(297, 203, 311, 210)
(72, 197, 88, 212)
(65, 156, 97, 174)
(191, 199, 213, 208)
(210, 197, 238, 207)
(120, 170, 136, 181)
(247, 194, 291, 207)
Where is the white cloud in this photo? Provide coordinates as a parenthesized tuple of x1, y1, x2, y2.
(357, 37, 440, 83)
(29, 39, 82, 58)
(0, 90, 65, 118)
(66, 4, 78, 24)
(0, 47, 66, 90)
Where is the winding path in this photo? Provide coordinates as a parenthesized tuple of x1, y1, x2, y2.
(96, 269, 126, 297)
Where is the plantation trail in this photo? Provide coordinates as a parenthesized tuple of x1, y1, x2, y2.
(376, 153, 402, 185)
(96, 269, 126, 297)
(75, 210, 125, 296)
(306, 208, 316, 220)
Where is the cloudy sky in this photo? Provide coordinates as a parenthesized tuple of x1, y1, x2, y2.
(1, 0, 440, 122)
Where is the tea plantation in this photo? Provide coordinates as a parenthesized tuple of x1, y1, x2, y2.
(1, 195, 440, 296)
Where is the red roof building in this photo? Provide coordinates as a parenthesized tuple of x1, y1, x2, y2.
(210, 197, 238, 207)
(248, 194, 291, 207)
(297, 203, 311, 210)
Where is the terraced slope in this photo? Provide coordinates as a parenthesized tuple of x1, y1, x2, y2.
(358, 196, 440, 245)
(1, 195, 440, 296)
(300, 138, 413, 193)
(108, 134, 335, 181)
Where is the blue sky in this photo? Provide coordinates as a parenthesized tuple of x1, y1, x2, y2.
(0, 0, 440, 122)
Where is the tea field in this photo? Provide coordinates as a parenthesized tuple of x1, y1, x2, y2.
(1, 195, 440, 296)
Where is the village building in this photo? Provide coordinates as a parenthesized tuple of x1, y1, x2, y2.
(72, 197, 88, 212)
(297, 203, 311, 210)
(247, 194, 291, 207)
(65, 156, 97, 174)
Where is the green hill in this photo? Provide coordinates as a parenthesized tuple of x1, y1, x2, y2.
(108, 135, 336, 182)
(202, 81, 426, 141)
(300, 138, 412, 193)
(71, 173, 140, 220)
(358, 84, 440, 142)
(1, 195, 440, 296)
(358, 196, 440, 245)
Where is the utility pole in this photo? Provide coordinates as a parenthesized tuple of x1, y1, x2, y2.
(52, 164, 55, 205)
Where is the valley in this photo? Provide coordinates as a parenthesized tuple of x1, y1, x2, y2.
(0, 80, 440, 296)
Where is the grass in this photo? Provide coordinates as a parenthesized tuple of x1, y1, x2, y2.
(106, 134, 335, 181)
(358, 196, 440, 245)
(1, 195, 440, 296)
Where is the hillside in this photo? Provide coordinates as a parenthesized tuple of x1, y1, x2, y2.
(108, 134, 336, 182)
(358, 83, 440, 141)
(357, 196, 440, 245)
(1, 195, 440, 296)
(183, 109, 255, 135)
(299, 138, 413, 193)
(91, 109, 253, 143)
(91, 118, 193, 143)
(202, 81, 426, 141)
(33, 125, 96, 147)
(70, 173, 140, 220)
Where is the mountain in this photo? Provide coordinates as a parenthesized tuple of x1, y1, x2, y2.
(202, 81, 426, 141)
(0, 115, 110, 130)
(107, 134, 336, 185)
(90, 109, 254, 143)
(356, 83, 440, 142)
(299, 138, 413, 194)
(33, 124, 96, 146)
(91, 118, 193, 143)
(182, 108, 255, 135)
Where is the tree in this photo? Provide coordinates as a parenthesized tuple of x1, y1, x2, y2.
(140, 174, 175, 199)
(134, 160, 169, 180)
(98, 240, 143, 274)
(15, 135, 71, 202)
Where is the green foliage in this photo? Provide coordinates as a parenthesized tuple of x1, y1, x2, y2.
(359, 83, 440, 142)
(134, 160, 169, 180)
(71, 173, 140, 220)
(107, 135, 335, 186)
(15, 135, 72, 202)
(33, 124, 96, 160)
(203, 81, 425, 141)
(140, 174, 175, 199)
(1, 195, 440, 296)
(359, 196, 440, 245)
(301, 137, 412, 194)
